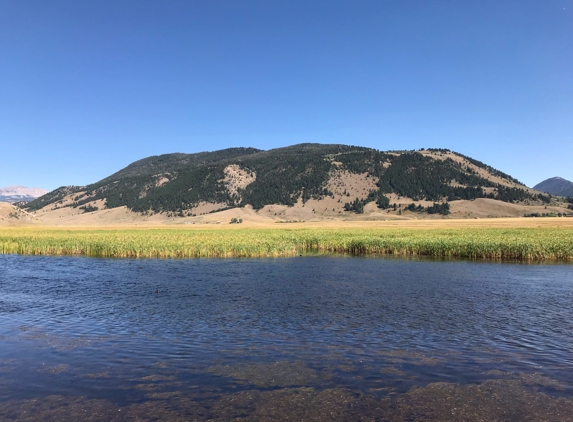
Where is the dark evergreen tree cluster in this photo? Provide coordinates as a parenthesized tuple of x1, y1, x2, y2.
(99, 148, 261, 182)
(79, 204, 98, 213)
(447, 151, 523, 185)
(344, 198, 367, 213)
(344, 190, 387, 213)
(375, 193, 390, 209)
(426, 203, 451, 215)
(485, 187, 534, 203)
(376, 153, 493, 201)
(405, 202, 450, 215)
(405, 203, 425, 212)
(333, 149, 390, 174)
(525, 212, 569, 218)
(536, 193, 551, 203)
(237, 144, 349, 209)
(24, 186, 83, 211)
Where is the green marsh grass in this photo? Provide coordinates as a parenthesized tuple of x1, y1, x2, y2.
(1, 227, 572, 260)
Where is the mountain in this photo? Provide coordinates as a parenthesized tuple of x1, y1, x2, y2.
(23, 144, 550, 217)
(533, 177, 573, 196)
(0, 185, 49, 203)
(561, 186, 573, 198)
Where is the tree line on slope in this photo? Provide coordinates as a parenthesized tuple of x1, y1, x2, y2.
(22, 145, 542, 215)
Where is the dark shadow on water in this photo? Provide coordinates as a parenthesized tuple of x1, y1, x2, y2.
(2, 377, 573, 421)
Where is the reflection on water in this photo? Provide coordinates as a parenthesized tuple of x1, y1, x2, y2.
(1, 255, 573, 420)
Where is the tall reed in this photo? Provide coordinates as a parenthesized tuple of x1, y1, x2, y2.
(1, 227, 572, 260)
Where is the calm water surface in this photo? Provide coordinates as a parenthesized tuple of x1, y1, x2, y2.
(1, 255, 573, 420)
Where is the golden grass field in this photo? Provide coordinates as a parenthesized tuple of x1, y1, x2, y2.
(1, 218, 573, 260)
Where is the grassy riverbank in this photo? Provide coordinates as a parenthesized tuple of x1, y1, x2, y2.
(1, 226, 572, 260)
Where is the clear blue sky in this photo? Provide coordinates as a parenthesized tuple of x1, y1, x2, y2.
(1, 0, 571, 190)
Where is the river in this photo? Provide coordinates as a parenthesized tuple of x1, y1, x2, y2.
(1, 255, 572, 420)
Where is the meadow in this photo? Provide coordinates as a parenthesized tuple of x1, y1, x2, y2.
(1, 226, 572, 261)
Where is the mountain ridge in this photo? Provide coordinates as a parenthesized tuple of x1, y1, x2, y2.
(22, 143, 559, 220)
(533, 177, 573, 196)
(0, 185, 48, 203)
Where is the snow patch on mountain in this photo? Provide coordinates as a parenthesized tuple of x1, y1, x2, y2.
(0, 185, 48, 203)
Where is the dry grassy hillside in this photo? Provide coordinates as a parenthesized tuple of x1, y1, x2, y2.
(18, 144, 573, 227)
(0, 202, 41, 226)
(15, 195, 573, 228)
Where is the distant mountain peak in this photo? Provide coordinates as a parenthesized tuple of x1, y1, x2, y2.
(533, 177, 573, 196)
(0, 185, 49, 203)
